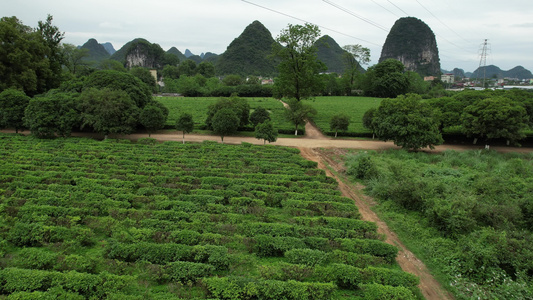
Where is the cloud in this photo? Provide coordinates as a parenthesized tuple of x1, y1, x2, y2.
(99, 22, 123, 30)
(512, 23, 533, 28)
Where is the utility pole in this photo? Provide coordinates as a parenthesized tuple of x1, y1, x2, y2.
(478, 39, 489, 88)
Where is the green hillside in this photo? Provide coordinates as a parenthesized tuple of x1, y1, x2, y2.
(315, 35, 349, 74)
(216, 20, 278, 76)
(80, 38, 110, 63)
(0, 134, 420, 299)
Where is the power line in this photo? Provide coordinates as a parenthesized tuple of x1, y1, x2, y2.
(322, 0, 388, 32)
(241, 0, 382, 46)
(386, 0, 409, 16)
(414, 0, 470, 44)
(370, 0, 400, 18)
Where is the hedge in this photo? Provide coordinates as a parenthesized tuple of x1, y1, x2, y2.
(203, 276, 337, 300)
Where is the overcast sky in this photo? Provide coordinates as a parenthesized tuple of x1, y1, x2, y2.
(4, 0, 533, 72)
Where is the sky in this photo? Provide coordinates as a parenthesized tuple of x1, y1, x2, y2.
(4, 0, 533, 73)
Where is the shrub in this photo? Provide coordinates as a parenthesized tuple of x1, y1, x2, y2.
(284, 248, 329, 266)
(360, 283, 417, 300)
(165, 261, 215, 283)
(254, 235, 307, 257)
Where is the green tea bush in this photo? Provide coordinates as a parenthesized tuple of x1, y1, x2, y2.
(253, 235, 307, 257)
(360, 283, 416, 300)
(336, 238, 398, 263)
(15, 247, 58, 270)
(203, 276, 337, 300)
(284, 248, 329, 266)
(165, 261, 215, 283)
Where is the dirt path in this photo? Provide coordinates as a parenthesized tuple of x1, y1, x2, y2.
(298, 147, 455, 300)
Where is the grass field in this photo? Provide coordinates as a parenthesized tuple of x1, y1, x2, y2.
(305, 97, 382, 136)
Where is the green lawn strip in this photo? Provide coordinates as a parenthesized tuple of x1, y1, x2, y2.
(305, 96, 382, 136)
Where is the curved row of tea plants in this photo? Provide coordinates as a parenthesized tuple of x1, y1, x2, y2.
(0, 134, 420, 299)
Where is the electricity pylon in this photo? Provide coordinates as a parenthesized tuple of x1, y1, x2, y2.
(477, 39, 489, 88)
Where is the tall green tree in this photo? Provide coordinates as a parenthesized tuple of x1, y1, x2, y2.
(362, 107, 377, 139)
(284, 98, 317, 136)
(462, 96, 529, 145)
(272, 23, 325, 101)
(373, 94, 443, 150)
(197, 61, 215, 78)
(79, 88, 139, 139)
(130, 67, 157, 93)
(37, 15, 64, 90)
(61, 44, 90, 75)
(0, 88, 30, 133)
(362, 59, 409, 98)
(0, 16, 62, 96)
(85, 70, 152, 108)
(250, 106, 271, 127)
(330, 114, 350, 138)
(178, 60, 197, 77)
(255, 120, 278, 144)
(211, 108, 239, 143)
(342, 44, 370, 91)
(140, 105, 167, 137)
(206, 96, 250, 130)
(176, 113, 194, 144)
(24, 90, 80, 138)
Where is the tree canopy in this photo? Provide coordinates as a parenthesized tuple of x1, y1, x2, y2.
(462, 96, 529, 145)
(85, 70, 152, 108)
(0, 16, 64, 96)
(211, 108, 239, 143)
(0, 88, 30, 133)
(284, 98, 317, 135)
(373, 94, 443, 150)
(255, 120, 278, 144)
(176, 113, 194, 144)
(272, 23, 325, 101)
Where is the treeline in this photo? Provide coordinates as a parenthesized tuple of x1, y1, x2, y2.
(363, 89, 533, 149)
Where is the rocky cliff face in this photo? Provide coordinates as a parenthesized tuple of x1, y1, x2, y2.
(379, 17, 440, 76)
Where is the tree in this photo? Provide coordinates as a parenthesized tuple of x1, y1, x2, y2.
(162, 65, 180, 80)
(79, 88, 139, 139)
(211, 108, 239, 143)
(330, 114, 350, 138)
(255, 121, 278, 144)
(61, 43, 89, 75)
(0, 88, 30, 132)
(272, 23, 325, 101)
(362, 59, 409, 98)
(0, 16, 60, 96)
(284, 98, 317, 136)
(178, 60, 197, 77)
(37, 15, 64, 90)
(140, 105, 167, 137)
(130, 67, 157, 93)
(176, 113, 194, 144)
(222, 75, 243, 86)
(250, 106, 271, 127)
(197, 62, 215, 78)
(373, 94, 443, 150)
(24, 90, 80, 138)
(362, 107, 377, 139)
(342, 44, 370, 90)
(84, 70, 152, 108)
(205, 96, 250, 130)
(462, 96, 529, 145)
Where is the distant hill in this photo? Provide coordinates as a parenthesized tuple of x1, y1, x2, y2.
(380, 17, 441, 76)
(167, 47, 187, 62)
(315, 35, 348, 74)
(216, 20, 278, 76)
(110, 38, 150, 63)
(470, 65, 533, 80)
(203, 52, 219, 64)
(102, 42, 116, 55)
(441, 68, 466, 78)
(184, 49, 194, 58)
(80, 38, 110, 62)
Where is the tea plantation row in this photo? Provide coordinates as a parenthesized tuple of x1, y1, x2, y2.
(0, 134, 420, 299)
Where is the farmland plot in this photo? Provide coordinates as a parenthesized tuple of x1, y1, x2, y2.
(0, 134, 419, 299)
